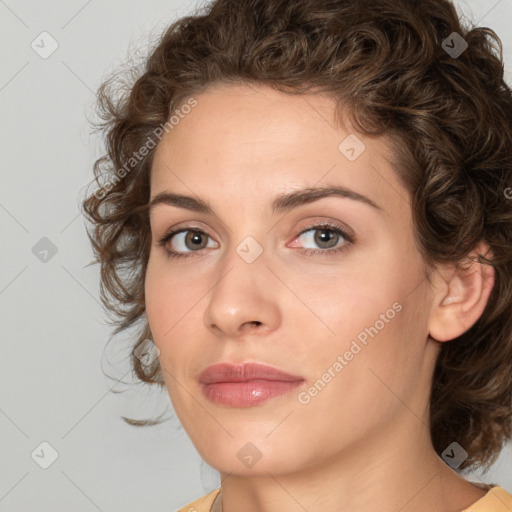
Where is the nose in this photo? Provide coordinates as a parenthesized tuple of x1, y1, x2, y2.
(203, 251, 281, 339)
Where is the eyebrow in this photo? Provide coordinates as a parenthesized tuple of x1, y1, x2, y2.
(148, 184, 382, 216)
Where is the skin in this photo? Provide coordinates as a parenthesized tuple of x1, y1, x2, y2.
(144, 82, 495, 512)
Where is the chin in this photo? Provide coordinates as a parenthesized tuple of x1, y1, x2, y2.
(191, 432, 314, 477)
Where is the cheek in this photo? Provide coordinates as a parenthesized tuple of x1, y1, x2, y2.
(144, 258, 188, 357)
(294, 304, 421, 446)
(145, 256, 191, 329)
(303, 255, 426, 397)
(144, 258, 205, 369)
(297, 240, 406, 330)
(144, 260, 167, 333)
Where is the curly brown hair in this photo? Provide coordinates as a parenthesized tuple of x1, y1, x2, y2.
(81, 0, 512, 470)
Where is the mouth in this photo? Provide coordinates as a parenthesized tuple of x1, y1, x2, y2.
(198, 361, 305, 407)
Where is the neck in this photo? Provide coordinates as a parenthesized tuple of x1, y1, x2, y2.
(213, 415, 486, 512)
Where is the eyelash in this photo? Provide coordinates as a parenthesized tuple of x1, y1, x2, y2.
(156, 222, 354, 260)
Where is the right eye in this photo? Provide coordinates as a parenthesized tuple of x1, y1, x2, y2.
(157, 228, 218, 259)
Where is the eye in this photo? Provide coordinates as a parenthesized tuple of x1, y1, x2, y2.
(291, 223, 353, 256)
(157, 228, 217, 259)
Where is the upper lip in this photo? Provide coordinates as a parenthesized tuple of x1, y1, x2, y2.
(198, 362, 304, 384)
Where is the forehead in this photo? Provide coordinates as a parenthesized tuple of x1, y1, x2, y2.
(150, 83, 406, 216)
(154, 83, 340, 168)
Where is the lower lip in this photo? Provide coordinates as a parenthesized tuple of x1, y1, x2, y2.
(201, 379, 304, 407)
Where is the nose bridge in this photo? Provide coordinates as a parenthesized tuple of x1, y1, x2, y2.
(203, 234, 280, 337)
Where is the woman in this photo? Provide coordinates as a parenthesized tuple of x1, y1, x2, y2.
(82, 0, 512, 510)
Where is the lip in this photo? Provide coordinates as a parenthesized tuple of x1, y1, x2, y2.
(199, 362, 305, 407)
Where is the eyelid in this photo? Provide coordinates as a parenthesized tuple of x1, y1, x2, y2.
(155, 220, 211, 242)
(294, 220, 354, 243)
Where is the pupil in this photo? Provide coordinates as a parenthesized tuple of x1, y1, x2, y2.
(189, 232, 204, 248)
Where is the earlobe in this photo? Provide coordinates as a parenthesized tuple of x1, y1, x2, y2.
(428, 241, 495, 343)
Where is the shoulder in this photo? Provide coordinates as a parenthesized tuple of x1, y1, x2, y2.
(176, 488, 221, 512)
(463, 486, 512, 511)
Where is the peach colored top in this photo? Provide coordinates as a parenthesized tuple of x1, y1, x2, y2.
(177, 485, 512, 512)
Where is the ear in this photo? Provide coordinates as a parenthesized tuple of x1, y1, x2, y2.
(428, 241, 495, 343)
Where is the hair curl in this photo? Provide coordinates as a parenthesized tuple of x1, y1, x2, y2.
(81, 0, 512, 471)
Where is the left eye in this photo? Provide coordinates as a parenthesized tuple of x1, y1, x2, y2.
(293, 224, 351, 252)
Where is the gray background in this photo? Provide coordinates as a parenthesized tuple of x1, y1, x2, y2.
(1, 0, 511, 510)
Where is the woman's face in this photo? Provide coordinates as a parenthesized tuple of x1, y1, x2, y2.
(145, 83, 439, 476)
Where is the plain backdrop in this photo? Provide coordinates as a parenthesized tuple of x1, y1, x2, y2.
(1, 0, 511, 510)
